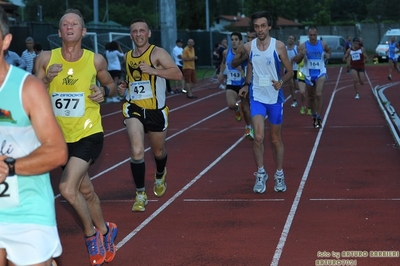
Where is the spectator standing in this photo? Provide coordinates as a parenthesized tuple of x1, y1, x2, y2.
(182, 38, 198, 98)
(21, 36, 36, 73)
(4, 49, 26, 69)
(172, 39, 185, 93)
(105, 40, 125, 102)
(0, 6, 68, 265)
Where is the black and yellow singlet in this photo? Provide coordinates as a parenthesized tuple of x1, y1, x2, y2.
(125, 45, 167, 110)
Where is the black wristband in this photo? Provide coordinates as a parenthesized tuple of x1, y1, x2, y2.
(103, 86, 110, 97)
(242, 82, 251, 87)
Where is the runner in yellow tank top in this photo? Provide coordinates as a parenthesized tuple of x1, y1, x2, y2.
(34, 9, 118, 266)
(118, 19, 182, 213)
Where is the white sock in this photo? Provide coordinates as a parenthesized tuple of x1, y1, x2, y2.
(276, 169, 284, 176)
(258, 166, 265, 174)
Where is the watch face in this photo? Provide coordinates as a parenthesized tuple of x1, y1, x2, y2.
(5, 157, 15, 164)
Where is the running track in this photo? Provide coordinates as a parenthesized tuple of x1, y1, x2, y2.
(51, 64, 400, 266)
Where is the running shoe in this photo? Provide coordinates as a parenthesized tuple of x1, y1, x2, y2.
(300, 106, 306, 115)
(307, 108, 312, 116)
(245, 127, 254, 140)
(388, 75, 392, 80)
(181, 88, 187, 93)
(132, 191, 148, 212)
(154, 168, 167, 197)
(274, 172, 287, 192)
(85, 228, 106, 266)
(235, 103, 242, 122)
(290, 101, 298, 107)
(316, 118, 322, 129)
(355, 94, 360, 99)
(253, 172, 268, 193)
(104, 222, 118, 263)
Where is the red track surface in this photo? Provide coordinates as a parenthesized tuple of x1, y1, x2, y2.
(51, 64, 400, 266)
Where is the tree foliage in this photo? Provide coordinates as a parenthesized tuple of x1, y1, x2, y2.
(21, 0, 400, 29)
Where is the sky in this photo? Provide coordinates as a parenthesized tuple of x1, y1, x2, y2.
(10, 0, 25, 7)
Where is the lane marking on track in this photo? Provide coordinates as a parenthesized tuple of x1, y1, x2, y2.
(271, 68, 376, 266)
(270, 67, 344, 266)
(54, 106, 229, 199)
(59, 199, 159, 203)
(310, 198, 400, 201)
(115, 135, 246, 250)
(183, 199, 284, 202)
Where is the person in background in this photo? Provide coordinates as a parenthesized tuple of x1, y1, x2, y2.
(344, 36, 352, 74)
(293, 26, 331, 129)
(182, 38, 198, 98)
(4, 49, 26, 70)
(217, 38, 228, 89)
(386, 36, 400, 80)
(117, 18, 182, 212)
(219, 31, 254, 140)
(297, 59, 312, 115)
(0, 6, 67, 265)
(21, 36, 36, 73)
(239, 10, 293, 194)
(105, 40, 125, 102)
(286, 35, 299, 107)
(343, 37, 368, 99)
(32, 43, 43, 75)
(172, 39, 185, 93)
(34, 9, 118, 266)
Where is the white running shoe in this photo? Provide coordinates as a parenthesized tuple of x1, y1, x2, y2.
(253, 172, 268, 193)
(274, 172, 287, 192)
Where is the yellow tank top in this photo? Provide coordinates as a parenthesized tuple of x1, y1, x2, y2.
(47, 48, 103, 143)
(125, 45, 167, 109)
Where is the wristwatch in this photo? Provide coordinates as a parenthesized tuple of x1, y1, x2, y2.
(4, 157, 15, 176)
(103, 86, 110, 97)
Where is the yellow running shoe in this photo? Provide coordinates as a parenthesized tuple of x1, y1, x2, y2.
(300, 106, 306, 115)
(235, 103, 242, 122)
(153, 168, 167, 197)
(132, 191, 148, 212)
(307, 108, 312, 116)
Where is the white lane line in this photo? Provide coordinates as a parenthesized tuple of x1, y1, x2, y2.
(54, 107, 228, 200)
(310, 198, 400, 201)
(183, 199, 284, 202)
(115, 135, 245, 250)
(270, 67, 344, 266)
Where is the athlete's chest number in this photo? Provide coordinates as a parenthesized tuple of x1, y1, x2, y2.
(55, 98, 80, 109)
(0, 175, 19, 209)
(133, 85, 145, 94)
(51, 92, 85, 117)
(128, 81, 152, 100)
(308, 60, 321, 69)
(0, 181, 10, 197)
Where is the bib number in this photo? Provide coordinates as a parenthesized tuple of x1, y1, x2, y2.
(0, 175, 19, 209)
(258, 75, 272, 87)
(227, 70, 242, 83)
(351, 53, 361, 61)
(308, 59, 321, 70)
(52, 92, 84, 117)
(128, 81, 152, 100)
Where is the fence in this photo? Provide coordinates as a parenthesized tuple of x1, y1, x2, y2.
(10, 22, 400, 67)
